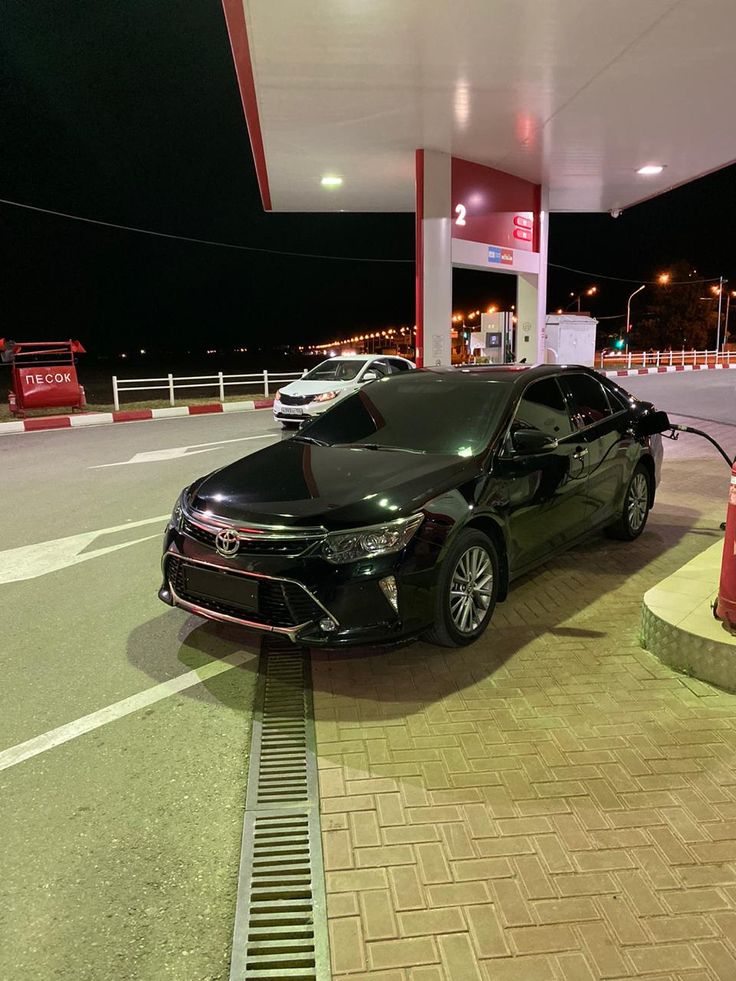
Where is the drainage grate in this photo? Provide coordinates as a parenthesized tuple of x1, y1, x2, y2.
(230, 645, 330, 981)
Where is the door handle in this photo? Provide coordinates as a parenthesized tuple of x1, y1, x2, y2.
(573, 446, 589, 460)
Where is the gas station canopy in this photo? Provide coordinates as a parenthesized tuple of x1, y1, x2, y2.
(224, 0, 736, 214)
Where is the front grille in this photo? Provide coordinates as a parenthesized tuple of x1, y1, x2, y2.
(279, 392, 315, 406)
(167, 556, 324, 628)
(183, 520, 218, 549)
(183, 518, 317, 557)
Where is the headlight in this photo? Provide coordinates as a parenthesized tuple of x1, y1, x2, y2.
(314, 390, 339, 403)
(171, 489, 186, 529)
(322, 514, 423, 564)
(275, 389, 282, 400)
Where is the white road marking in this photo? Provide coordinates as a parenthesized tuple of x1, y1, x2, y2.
(90, 433, 277, 468)
(0, 514, 170, 585)
(0, 652, 256, 772)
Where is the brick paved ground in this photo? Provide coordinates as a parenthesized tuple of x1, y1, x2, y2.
(312, 422, 736, 980)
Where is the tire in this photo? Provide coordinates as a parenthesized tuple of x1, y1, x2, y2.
(606, 462, 652, 541)
(423, 529, 500, 647)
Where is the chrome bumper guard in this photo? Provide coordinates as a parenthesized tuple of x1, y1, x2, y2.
(164, 551, 338, 642)
(168, 582, 311, 641)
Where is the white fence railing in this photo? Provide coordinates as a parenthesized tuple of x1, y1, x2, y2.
(599, 348, 734, 370)
(111, 370, 305, 411)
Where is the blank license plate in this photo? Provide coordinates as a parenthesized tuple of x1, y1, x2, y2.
(184, 566, 258, 612)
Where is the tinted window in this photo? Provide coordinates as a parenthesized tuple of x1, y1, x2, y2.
(300, 374, 513, 456)
(388, 358, 412, 372)
(512, 378, 573, 439)
(603, 383, 630, 412)
(304, 359, 363, 381)
(564, 374, 612, 429)
(367, 360, 390, 377)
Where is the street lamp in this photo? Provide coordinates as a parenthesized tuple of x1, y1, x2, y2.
(658, 272, 670, 285)
(725, 291, 736, 348)
(566, 286, 598, 312)
(710, 278, 730, 351)
(626, 285, 646, 351)
(710, 276, 736, 354)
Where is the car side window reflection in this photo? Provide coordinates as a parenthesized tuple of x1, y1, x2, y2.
(368, 360, 390, 377)
(603, 384, 630, 413)
(511, 378, 574, 440)
(563, 375, 613, 429)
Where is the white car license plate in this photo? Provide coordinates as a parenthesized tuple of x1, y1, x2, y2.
(279, 405, 303, 416)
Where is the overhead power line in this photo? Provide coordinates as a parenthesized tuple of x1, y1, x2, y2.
(0, 196, 723, 284)
(0, 196, 414, 264)
(549, 261, 719, 286)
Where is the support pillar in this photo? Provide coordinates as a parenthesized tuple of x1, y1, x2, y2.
(515, 187, 549, 364)
(415, 150, 452, 367)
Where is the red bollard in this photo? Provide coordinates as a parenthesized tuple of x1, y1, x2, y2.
(716, 462, 736, 628)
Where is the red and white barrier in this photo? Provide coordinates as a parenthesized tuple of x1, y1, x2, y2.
(4, 359, 735, 435)
(602, 362, 736, 379)
(0, 398, 274, 436)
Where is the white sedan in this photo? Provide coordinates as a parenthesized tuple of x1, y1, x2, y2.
(273, 354, 416, 428)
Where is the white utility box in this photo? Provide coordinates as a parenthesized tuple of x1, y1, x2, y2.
(544, 315, 597, 366)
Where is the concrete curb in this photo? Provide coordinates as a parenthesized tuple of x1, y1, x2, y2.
(602, 362, 736, 379)
(0, 398, 275, 436)
(641, 540, 736, 692)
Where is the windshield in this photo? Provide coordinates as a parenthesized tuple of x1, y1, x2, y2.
(299, 372, 513, 456)
(304, 359, 364, 382)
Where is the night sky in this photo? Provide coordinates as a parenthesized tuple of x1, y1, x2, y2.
(4, 0, 735, 354)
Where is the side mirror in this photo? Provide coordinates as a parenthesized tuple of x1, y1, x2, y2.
(362, 370, 380, 382)
(512, 429, 559, 455)
(636, 409, 672, 437)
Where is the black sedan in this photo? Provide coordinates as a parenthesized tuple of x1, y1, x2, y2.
(159, 365, 668, 648)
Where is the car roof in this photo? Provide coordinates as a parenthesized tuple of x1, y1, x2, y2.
(425, 363, 601, 385)
(316, 353, 412, 362)
(317, 353, 378, 361)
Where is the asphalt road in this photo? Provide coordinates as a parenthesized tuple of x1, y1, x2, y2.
(619, 370, 736, 426)
(0, 374, 733, 980)
(0, 409, 284, 981)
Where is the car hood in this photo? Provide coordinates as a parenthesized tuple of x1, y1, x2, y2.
(279, 379, 358, 396)
(189, 439, 478, 528)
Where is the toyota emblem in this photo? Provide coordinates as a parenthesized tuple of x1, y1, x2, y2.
(215, 528, 241, 556)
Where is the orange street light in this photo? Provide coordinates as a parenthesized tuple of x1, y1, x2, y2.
(658, 272, 670, 285)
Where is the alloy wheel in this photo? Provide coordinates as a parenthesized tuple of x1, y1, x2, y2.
(628, 472, 649, 532)
(449, 545, 494, 634)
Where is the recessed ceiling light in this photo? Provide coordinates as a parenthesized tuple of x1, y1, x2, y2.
(637, 164, 665, 176)
(320, 175, 343, 187)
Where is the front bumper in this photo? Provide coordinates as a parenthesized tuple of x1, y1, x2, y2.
(159, 563, 316, 641)
(272, 397, 327, 424)
(159, 523, 440, 647)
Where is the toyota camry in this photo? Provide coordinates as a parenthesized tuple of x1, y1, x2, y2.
(159, 365, 668, 648)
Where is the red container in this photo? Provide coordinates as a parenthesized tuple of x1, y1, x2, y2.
(2, 339, 86, 415)
(15, 363, 84, 410)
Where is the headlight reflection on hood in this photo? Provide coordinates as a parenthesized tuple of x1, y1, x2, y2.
(322, 514, 423, 564)
(171, 489, 187, 529)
